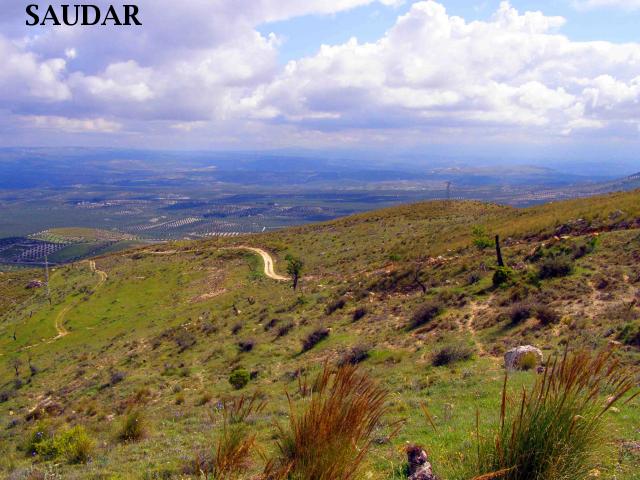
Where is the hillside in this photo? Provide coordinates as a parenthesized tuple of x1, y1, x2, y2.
(1, 190, 639, 479)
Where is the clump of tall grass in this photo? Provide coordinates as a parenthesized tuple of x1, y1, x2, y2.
(116, 409, 147, 443)
(186, 393, 265, 479)
(265, 363, 390, 480)
(469, 348, 639, 480)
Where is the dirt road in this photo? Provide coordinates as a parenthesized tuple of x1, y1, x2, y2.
(235, 247, 288, 281)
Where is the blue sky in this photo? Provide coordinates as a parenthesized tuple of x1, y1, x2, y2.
(0, 0, 639, 165)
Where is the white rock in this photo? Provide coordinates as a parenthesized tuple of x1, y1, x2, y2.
(504, 345, 543, 371)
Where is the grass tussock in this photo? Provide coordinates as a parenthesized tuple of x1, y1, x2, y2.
(187, 394, 266, 479)
(470, 348, 639, 480)
(116, 409, 147, 443)
(265, 364, 390, 480)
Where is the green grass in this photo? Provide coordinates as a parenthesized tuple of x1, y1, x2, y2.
(0, 190, 639, 478)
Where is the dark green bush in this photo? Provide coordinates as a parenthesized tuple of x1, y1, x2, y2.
(493, 266, 513, 287)
(229, 369, 251, 390)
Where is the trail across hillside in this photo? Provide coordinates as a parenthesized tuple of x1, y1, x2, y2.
(21, 260, 108, 350)
(232, 246, 289, 281)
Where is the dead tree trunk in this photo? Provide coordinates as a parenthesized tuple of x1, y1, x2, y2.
(495, 235, 505, 267)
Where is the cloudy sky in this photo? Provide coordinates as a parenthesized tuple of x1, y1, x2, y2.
(1, 1, 639, 159)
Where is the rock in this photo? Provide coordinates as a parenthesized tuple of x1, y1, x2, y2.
(406, 445, 438, 480)
(504, 345, 543, 371)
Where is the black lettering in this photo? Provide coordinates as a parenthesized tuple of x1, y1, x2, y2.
(42, 5, 61, 25)
(61, 5, 80, 26)
(101, 5, 122, 25)
(124, 5, 142, 25)
(25, 4, 39, 26)
(82, 5, 100, 26)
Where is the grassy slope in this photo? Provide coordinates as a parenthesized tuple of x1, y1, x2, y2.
(0, 190, 639, 479)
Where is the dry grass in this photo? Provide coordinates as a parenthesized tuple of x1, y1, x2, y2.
(188, 393, 266, 479)
(265, 363, 390, 480)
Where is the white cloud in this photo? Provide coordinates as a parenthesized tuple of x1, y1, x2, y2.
(23, 115, 122, 133)
(0, 1, 639, 147)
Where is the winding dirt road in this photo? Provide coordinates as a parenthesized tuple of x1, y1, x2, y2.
(234, 246, 288, 281)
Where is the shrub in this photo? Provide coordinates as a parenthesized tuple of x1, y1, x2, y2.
(538, 254, 573, 279)
(231, 323, 242, 335)
(264, 318, 279, 331)
(618, 321, 640, 347)
(431, 344, 474, 367)
(276, 322, 295, 338)
(265, 364, 389, 480)
(301, 327, 330, 352)
(116, 409, 147, 443)
(469, 349, 639, 480)
(25, 424, 94, 464)
(352, 306, 368, 322)
(493, 266, 513, 287)
(109, 371, 125, 386)
(472, 226, 493, 251)
(325, 297, 347, 315)
(229, 369, 250, 390)
(509, 302, 534, 325)
(536, 305, 560, 325)
(237, 339, 255, 353)
(407, 301, 443, 330)
(338, 346, 370, 367)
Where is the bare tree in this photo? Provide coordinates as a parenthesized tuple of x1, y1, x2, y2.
(413, 261, 428, 295)
(10, 358, 22, 378)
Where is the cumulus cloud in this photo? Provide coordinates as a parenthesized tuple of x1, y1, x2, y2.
(0, 1, 639, 147)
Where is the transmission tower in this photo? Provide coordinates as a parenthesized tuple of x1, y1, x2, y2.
(44, 255, 51, 304)
(446, 181, 452, 202)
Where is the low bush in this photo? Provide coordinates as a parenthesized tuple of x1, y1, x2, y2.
(538, 254, 573, 279)
(116, 409, 147, 443)
(431, 344, 474, 367)
(229, 369, 250, 390)
(509, 302, 534, 325)
(493, 266, 514, 287)
(237, 339, 255, 353)
(301, 327, 330, 352)
(264, 318, 279, 331)
(325, 297, 347, 315)
(338, 346, 370, 367)
(536, 304, 560, 325)
(352, 306, 368, 322)
(25, 424, 94, 464)
(407, 300, 443, 330)
(276, 322, 294, 338)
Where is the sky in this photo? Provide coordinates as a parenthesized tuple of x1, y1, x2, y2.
(0, 1, 639, 163)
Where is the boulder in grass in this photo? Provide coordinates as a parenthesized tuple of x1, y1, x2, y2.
(504, 345, 543, 371)
(406, 445, 438, 480)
